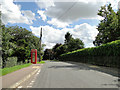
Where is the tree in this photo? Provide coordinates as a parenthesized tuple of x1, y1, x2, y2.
(65, 32, 72, 44)
(2, 25, 46, 66)
(49, 32, 84, 60)
(93, 4, 119, 46)
(52, 43, 62, 59)
(55, 44, 68, 59)
(2, 25, 16, 68)
(43, 49, 54, 60)
(117, 8, 120, 40)
(67, 38, 84, 52)
(64, 32, 84, 52)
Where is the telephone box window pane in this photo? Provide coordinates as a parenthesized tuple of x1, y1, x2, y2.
(32, 53, 35, 62)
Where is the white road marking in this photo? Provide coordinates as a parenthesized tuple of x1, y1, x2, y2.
(27, 69, 41, 88)
(31, 81, 35, 83)
(18, 86, 22, 88)
(10, 68, 39, 88)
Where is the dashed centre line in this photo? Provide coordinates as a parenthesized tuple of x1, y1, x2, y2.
(27, 68, 41, 88)
(17, 86, 22, 88)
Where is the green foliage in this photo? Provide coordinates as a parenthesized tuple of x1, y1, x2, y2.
(64, 32, 84, 52)
(66, 38, 84, 52)
(44, 32, 85, 60)
(60, 40, 120, 68)
(2, 25, 45, 68)
(37, 61, 45, 64)
(55, 44, 68, 59)
(43, 49, 54, 60)
(52, 43, 62, 59)
(5, 57, 17, 68)
(93, 4, 120, 46)
(65, 32, 72, 44)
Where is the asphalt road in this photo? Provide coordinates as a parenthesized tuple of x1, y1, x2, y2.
(19, 61, 119, 88)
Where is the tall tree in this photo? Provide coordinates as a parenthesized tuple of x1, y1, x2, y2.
(65, 32, 72, 44)
(43, 49, 54, 60)
(55, 44, 68, 59)
(64, 32, 84, 52)
(2, 25, 16, 67)
(67, 38, 84, 52)
(93, 4, 119, 46)
(49, 32, 84, 60)
(2, 25, 46, 65)
(52, 43, 62, 59)
(117, 8, 120, 40)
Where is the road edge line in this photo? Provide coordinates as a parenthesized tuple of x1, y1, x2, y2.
(9, 68, 39, 88)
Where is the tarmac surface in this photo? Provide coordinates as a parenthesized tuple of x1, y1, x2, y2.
(31, 61, 118, 88)
(1, 61, 119, 89)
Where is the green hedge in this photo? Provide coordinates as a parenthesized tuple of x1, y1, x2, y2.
(59, 40, 120, 68)
(5, 57, 18, 68)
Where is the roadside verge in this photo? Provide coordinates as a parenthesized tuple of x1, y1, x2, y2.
(2, 64, 42, 88)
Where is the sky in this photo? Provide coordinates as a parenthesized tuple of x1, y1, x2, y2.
(0, 0, 119, 49)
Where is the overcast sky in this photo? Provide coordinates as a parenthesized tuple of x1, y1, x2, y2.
(0, 0, 119, 49)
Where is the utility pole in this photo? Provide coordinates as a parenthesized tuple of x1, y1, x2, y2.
(39, 27, 42, 62)
(0, 4, 2, 68)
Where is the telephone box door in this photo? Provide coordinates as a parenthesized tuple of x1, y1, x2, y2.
(31, 49, 37, 64)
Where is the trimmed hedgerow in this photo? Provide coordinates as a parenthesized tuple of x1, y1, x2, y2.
(59, 40, 120, 68)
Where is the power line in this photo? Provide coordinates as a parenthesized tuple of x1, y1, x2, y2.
(57, 1, 78, 20)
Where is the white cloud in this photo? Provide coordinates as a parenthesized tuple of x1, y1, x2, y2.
(1, 0, 36, 25)
(35, 0, 54, 9)
(30, 25, 65, 44)
(45, 1, 106, 23)
(73, 23, 98, 47)
(30, 23, 98, 49)
(35, 0, 118, 23)
(22, 10, 36, 24)
(37, 10, 47, 21)
(47, 18, 70, 28)
(108, 0, 120, 10)
(118, 1, 120, 9)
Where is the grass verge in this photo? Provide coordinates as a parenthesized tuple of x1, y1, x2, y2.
(1, 63, 32, 76)
(37, 61, 45, 64)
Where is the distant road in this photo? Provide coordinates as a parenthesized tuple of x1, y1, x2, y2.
(20, 61, 118, 88)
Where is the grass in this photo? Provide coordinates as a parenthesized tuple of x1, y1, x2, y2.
(37, 60, 45, 64)
(1, 63, 32, 76)
(1, 61, 45, 76)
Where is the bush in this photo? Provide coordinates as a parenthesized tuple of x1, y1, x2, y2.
(5, 57, 18, 68)
(59, 40, 120, 68)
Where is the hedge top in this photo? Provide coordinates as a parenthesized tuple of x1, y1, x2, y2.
(60, 40, 120, 57)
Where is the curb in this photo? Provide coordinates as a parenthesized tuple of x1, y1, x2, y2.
(9, 68, 39, 88)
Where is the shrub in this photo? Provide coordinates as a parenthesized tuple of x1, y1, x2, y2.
(59, 40, 120, 68)
(5, 57, 18, 68)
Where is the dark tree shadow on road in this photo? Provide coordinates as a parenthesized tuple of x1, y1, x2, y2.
(48, 61, 119, 77)
(66, 61, 119, 77)
(48, 64, 91, 70)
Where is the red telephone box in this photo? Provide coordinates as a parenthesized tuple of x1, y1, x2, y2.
(31, 49, 37, 64)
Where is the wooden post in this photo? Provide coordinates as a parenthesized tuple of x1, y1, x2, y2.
(39, 27, 42, 62)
